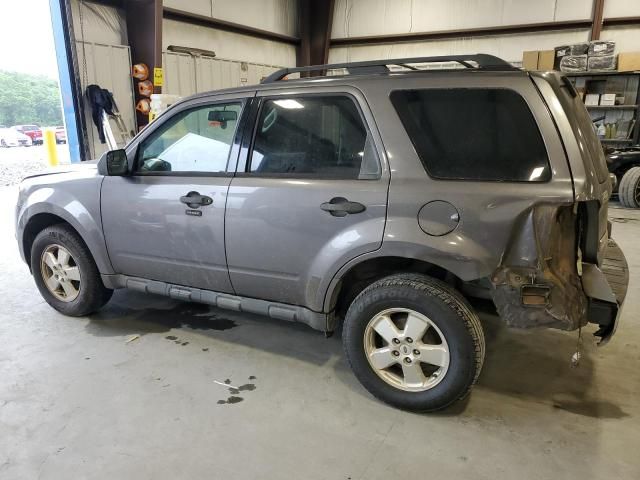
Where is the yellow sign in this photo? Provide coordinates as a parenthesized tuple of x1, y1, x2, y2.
(153, 67, 163, 87)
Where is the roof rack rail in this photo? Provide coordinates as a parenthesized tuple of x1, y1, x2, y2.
(262, 54, 516, 83)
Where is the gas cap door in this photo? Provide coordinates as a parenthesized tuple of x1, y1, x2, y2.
(418, 201, 460, 236)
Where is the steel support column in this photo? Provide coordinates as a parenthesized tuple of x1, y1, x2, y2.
(125, 0, 163, 131)
(297, 0, 335, 71)
(590, 0, 605, 40)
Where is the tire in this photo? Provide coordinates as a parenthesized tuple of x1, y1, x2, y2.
(619, 167, 640, 208)
(343, 273, 485, 412)
(30, 224, 113, 316)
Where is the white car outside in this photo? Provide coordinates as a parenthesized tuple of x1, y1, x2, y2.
(0, 128, 32, 147)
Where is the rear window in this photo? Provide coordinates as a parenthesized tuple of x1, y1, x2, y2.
(390, 89, 551, 182)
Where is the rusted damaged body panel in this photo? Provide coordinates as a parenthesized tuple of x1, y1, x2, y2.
(490, 204, 588, 331)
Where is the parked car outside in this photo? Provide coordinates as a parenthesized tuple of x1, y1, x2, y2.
(55, 126, 67, 144)
(0, 127, 32, 147)
(14, 55, 629, 412)
(12, 124, 43, 145)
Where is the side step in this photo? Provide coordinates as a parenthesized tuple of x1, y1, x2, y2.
(101, 274, 332, 332)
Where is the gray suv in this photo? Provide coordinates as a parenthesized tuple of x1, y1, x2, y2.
(15, 55, 629, 412)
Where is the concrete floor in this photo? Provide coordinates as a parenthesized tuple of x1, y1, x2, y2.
(1, 184, 639, 480)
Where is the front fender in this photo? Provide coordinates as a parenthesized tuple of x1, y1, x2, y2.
(16, 174, 114, 274)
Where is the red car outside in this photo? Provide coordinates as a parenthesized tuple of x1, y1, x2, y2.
(55, 126, 67, 144)
(13, 125, 43, 145)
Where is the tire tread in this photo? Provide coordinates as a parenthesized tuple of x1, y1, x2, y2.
(343, 273, 485, 411)
(619, 167, 640, 208)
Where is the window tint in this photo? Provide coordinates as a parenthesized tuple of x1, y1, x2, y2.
(390, 89, 550, 182)
(249, 96, 380, 179)
(137, 102, 242, 173)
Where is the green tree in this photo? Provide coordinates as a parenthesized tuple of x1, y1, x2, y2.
(0, 71, 63, 127)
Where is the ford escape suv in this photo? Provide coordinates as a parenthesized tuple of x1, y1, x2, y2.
(15, 55, 628, 412)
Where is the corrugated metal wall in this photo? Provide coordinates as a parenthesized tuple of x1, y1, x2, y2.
(162, 52, 282, 96)
(71, 1, 136, 159)
(75, 41, 137, 159)
(329, 0, 640, 64)
(163, 0, 298, 36)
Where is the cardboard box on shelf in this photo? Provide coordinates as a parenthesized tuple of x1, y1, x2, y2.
(618, 52, 640, 72)
(538, 50, 554, 70)
(522, 50, 555, 70)
(600, 93, 616, 106)
(584, 94, 600, 106)
(522, 51, 539, 70)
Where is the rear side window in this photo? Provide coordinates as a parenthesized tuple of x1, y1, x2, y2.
(249, 96, 380, 179)
(390, 89, 550, 182)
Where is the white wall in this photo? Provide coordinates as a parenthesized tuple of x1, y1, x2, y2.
(164, 0, 298, 37)
(162, 0, 297, 67)
(162, 19, 295, 66)
(601, 0, 640, 52)
(329, 0, 640, 64)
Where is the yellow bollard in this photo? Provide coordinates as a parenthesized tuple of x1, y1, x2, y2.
(44, 128, 59, 167)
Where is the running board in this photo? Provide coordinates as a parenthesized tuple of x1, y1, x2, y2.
(101, 274, 332, 332)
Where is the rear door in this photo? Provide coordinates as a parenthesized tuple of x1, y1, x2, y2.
(101, 93, 250, 292)
(225, 87, 389, 312)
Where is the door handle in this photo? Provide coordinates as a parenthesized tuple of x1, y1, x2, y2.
(320, 197, 366, 217)
(180, 191, 213, 208)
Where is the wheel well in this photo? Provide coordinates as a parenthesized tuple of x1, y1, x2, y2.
(22, 213, 79, 270)
(331, 256, 459, 318)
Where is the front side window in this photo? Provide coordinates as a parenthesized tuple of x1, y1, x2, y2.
(137, 101, 242, 173)
(249, 96, 380, 179)
(390, 89, 550, 182)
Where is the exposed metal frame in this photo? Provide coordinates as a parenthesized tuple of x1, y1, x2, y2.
(330, 14, 640, 47)
(163, 6, 300, 46)
(297, 0, 335, 71)
(330, 19, 595, 47)
(603, 16, 640, 27)
(590, 0, 605, 40)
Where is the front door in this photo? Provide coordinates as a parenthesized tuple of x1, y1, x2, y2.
(225, 90, 389, 312)
(102, 97, 247, 292)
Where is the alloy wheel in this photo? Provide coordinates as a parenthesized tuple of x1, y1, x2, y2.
(40, 244, 81, 302)
(364, 308, 450, 392)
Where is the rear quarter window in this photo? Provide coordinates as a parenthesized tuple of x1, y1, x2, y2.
(390, 88, 551, 182)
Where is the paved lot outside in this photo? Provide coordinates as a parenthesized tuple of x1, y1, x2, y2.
(0, 144, 70, 186)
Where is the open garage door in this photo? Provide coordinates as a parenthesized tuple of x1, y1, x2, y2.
(75, 40, 137, 159)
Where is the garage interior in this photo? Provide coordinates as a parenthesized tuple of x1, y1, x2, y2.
(2, 0, 640, 478)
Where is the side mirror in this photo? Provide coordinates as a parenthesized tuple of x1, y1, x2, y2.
(106, 149, 128, 176)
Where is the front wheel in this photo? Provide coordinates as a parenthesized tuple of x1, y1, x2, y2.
(31, 224, 113, 316)
(343, 273, 485, 412)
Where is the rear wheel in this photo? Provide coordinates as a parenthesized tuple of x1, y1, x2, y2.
(31, 224, 113, 316)
(619, 167, 640, 208)
(343, 273, 484, 412)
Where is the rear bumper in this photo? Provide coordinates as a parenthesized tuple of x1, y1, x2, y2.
(583, 239, 629, 345)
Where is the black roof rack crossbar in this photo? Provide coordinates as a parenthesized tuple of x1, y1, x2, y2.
(262, 54, 515, 83)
